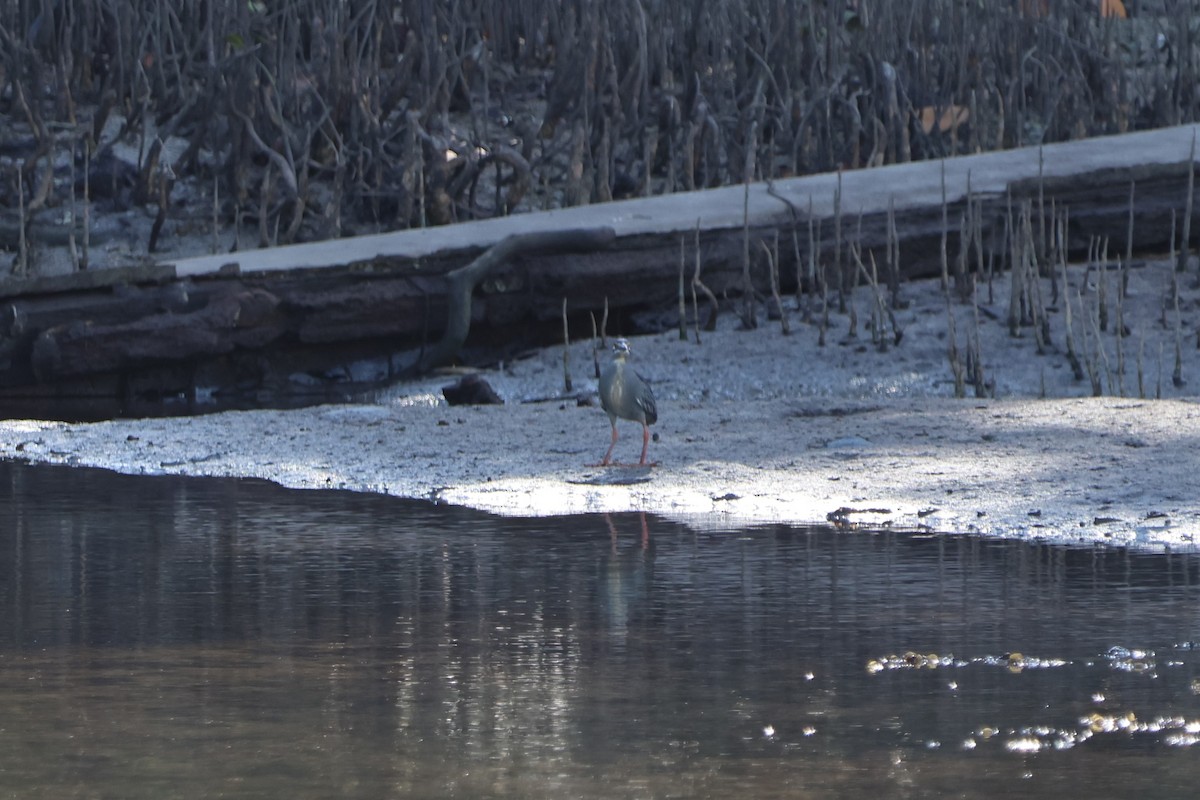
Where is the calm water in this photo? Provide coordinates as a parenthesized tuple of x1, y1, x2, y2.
(1, 461, 1199, 799)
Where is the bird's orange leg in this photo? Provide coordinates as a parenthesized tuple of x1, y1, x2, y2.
(638, 423, 651, 465)
(599, 423, 619, 466)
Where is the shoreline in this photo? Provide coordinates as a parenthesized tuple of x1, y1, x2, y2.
(2, 370, 1196, 552)
(3, 259, 1198, 551)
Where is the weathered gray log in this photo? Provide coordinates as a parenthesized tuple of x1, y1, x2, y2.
(0, 263, 175, 300)
(30, 288, 284, 381)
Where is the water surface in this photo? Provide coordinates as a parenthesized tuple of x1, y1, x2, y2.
(1, 461, 1198, 798)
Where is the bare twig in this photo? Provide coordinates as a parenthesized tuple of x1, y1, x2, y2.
(678, 235, 688, 340)
(1178, 130, 1196, 274)
(760, 236, 790, 335)
(1061, 257, 1085, 381)
(562, 298, 573, 393)
(692, 219, 719, 332)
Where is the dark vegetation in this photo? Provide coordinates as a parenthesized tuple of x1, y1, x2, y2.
(1, 0, 1196, 255)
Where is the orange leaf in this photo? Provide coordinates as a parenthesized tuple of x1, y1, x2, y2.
(919, 105, 970, 135)
(1019, 0, 1049, 18)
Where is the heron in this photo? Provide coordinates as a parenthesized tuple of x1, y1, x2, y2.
(597, 338, 658, 466)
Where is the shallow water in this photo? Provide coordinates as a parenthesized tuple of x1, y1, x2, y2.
(1, 460, 1199, 798)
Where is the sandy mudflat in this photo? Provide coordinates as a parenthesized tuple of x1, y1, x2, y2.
(3, 259, 1199, 550)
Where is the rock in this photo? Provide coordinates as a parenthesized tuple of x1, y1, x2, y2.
(442, 374, 503, 406)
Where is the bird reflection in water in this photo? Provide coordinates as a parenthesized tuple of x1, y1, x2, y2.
(599, 512, 654, 639)
(605, 510, 651, 551)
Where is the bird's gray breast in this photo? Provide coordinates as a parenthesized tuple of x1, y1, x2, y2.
(599, 361, 621, 418)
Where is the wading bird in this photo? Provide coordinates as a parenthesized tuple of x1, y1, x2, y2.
(597, 338, 658, 466)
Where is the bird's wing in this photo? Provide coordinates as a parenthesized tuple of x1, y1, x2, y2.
(632, 370, 658, 424)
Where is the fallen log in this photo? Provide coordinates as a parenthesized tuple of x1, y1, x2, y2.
(0, 124, 1197, 414)
(30, 288, 285, 382)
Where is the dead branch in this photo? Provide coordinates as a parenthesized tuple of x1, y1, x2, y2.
(416, 227, 616, 372)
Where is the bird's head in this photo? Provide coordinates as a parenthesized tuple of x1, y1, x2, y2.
(611, 338, 632, 358)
